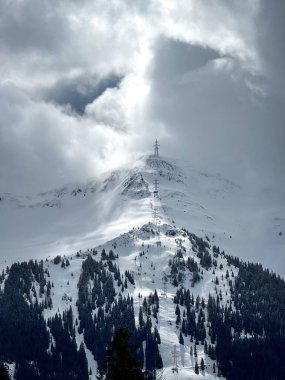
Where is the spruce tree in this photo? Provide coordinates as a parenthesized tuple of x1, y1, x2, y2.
(105, 327, 144, 380)
(0, 364, 10, 380)
(179, 331, 184, 345)
(78, 342, 89, 380)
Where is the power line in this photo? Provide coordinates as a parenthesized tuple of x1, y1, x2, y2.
(172, 345, 179, 380)
(154, 139, 159, 157)
(154, 179, 159, 198)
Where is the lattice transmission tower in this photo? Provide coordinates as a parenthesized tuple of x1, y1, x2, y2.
(154, 139, 159, 157)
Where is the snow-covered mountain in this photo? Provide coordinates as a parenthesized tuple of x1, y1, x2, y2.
(1, 155, 285, 380)
(1, 155, 284, 276)
(42, 222, 238, 379)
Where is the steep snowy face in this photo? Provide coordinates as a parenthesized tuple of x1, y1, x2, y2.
(136, 155, 239, 238)
(121, 172, 151, 199)
(144, 156, 184, 183)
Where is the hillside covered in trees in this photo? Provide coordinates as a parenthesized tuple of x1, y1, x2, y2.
(0, 225, 285, 379)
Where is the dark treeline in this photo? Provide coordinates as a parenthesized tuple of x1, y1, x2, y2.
(178, 228, 285, 379)
(76, 254, 163, 376)
(174, 287, 206, 344)
(210, 261, 285, 379)
(2, 229, 285, 379)
(0, 254, 163, 379)
(0, 260, 89, 380)
(99, 327, 144, 380)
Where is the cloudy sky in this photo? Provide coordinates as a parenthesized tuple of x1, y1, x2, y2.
(0, 0, 284, 200)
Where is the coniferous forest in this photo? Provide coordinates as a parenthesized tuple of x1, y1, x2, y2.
(175, 231, 285, 379)
(0, 232, 285, 379)
(0, 252, 162, 380)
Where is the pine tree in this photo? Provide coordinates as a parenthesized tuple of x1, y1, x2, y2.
(195, 295, 200, 309)
(139, 307, 144, 329)
(78, 342, 89, 380)
(195, 361, 199, 374)
(105, 328, 144, 380)
(0, 364, 10, 380)
(200, 358, 205, 371)
(204, 341, 208, 354)
(175, 314, 181, 325)
(179, 331, 184, 345)
(145, 333, 163, 371)
(154, 326, 161, 344)
(175, 304, 180, 316)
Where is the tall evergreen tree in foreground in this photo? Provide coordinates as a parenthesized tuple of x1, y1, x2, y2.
(104, 327, 144, 380)
(0, 363, 11, 380)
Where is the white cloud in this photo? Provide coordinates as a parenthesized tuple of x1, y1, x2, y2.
(1, 0, 283, 198)
(85, 74, 150, 131)
(157, 0, 261, 72)
(0, 83, 136, 193)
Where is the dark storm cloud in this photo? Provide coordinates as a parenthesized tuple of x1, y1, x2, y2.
(41, 74, 122, 115)
(146, 34, 285, 201)
(257, 0, 285, 100)
(151, 39, 221, 81)
(147, 38, 251, 152)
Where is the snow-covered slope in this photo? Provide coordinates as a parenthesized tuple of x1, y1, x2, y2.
(1, 154, 284, 379)
(2, 221, 236, 379)
(88, 223, 237, 379)
(1, 155, 284, 277)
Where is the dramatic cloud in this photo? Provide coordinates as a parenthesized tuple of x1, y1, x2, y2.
(0, 0, 284, 201)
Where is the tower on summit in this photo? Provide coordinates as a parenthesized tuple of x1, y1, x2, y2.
(154, 139, 159, 157)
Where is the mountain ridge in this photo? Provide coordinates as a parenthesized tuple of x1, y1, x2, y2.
(2, 154, 283, 278)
